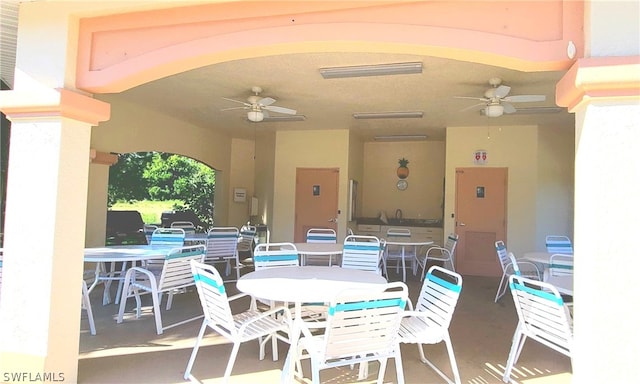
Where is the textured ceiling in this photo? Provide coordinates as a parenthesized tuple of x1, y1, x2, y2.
(2, 2, 574, 142)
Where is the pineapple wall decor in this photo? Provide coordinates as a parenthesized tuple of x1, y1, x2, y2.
(397, 158, 409, 179)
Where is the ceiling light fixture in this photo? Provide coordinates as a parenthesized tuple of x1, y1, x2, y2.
(353, 111, 423, 119)
(262, 115, 306, 122)
(247, 110, 264, 122)
(320, 62, 423, 79)
(511, 107, 563, 115)
(374, 135, 428, 141)
(483, 105, 504, 117)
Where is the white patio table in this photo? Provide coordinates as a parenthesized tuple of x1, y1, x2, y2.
(236, 265, 387, 383)
(382, 239, 434, 282)
(293, 242, 343, 266)
(84, 245, 175, 305)
(521, 252, 573, 296)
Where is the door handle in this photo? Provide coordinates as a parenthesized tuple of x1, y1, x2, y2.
(328, 218, 337, 223)
(458, 222, 466, 226)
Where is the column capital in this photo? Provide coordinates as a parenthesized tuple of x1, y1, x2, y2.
(556, 56, 640, 112)
(0, 88, 110, 125)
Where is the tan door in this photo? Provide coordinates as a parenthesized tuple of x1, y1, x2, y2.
(294, 168, 339, 243)
(455, 167, 507, 276)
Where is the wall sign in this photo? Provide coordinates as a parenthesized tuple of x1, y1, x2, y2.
(233, 188, 247, 202)
(474, 149, 488, 165)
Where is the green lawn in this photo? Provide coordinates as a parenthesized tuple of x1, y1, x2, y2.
(111, 200, 182, 224)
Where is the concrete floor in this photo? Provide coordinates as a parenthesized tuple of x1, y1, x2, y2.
(78, 264, 572, 384)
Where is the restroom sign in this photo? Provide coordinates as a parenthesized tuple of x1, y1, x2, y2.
(474, 150, 487, 165)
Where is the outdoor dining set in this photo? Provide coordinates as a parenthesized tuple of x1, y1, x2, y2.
(77, 224, 575, 383)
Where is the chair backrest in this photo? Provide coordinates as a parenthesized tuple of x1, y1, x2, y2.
(415, 266, 463, 331)
(157, 245, 206, 291)
(306, 228, 337, 243)
(150, 227, 186, 247)
(507, 252, 522, 275)
(190, 260, 237, 336)
(545, 235, 573, 254)
(444, 233, 459, 255)
(205, 227, 239, 262)
(237, 224, 257, 252)
(253, 242, 299, 269)
(322, 282, 408, 361)
(549, 254, 574, 277)
(341, 235, 383, 274)
(508, 275, 572, 357)
(495, 240, 510, 272)
(171, 221, 196, 234)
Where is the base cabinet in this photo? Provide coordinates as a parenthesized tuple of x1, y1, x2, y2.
(356, 224, 443, 245)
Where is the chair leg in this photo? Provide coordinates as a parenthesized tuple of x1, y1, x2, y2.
(116, 273, 133, 324)
(376, 358, 389, 384)
(393, 350, 405, 384)
(151, 287, 164, 335)
(444, 334, 461, 384)
(494, 273, 508, 303)
(223, 342, 242, 383)
(82, 282, 96, 336)
(184, 320, 208, 380)
(503, 326, 526, 383)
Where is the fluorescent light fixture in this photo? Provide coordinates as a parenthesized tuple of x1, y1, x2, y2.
(511, 107, 563, 115)
(320, 62, 423, 79)
(374, 135, 428, 141)
(353, 111, 423, 119)
(262, 115, 306, 122)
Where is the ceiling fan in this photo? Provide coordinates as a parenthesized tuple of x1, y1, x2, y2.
(222, 86, 297, 122)
(454, 77, 546, 117)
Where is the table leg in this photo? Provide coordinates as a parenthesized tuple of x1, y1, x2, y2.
(401, 246, 406, 282)
(281, 302, 302, 383)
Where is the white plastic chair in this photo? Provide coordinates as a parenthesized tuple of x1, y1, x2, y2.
(544, 253, 574, 296)
(143, 224, 158, 244)
(341, 234, 384, 275)
(545, 235, 573, 254)
(117, 245, 206, 334)
(383, 227, 415, 279)
(204, 227, 241, 282)
(294, 282, 408, 384)
(398, 265, 463, 384)
(494, 241, 541, 302)
(253, 242, 300, 270)
(418, 233, 458, 278)
(171, 220, 196, 234)
(502, 275, 573, 383)
(81, 280, 96, 336)
(237, 224, 257, 258)
(149, 227, 186, 246)
(304, 228, 337, 265)
(184, 261, 292, 383)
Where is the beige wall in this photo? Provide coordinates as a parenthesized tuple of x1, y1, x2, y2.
(272, 129, 350, 242)
(362, 141, 446, 220)
(227, 138, 255, 228)
(444, 124, 574, 255)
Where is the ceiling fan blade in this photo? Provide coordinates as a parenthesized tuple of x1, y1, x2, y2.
(258, 97, 276, 107)
(503, 94, 546, 103)
(494, 85, 511, 98)
(453, 96, 487, 102)
(264, 105, 297, 115)
(222, 97, 250, 107)
(221, 106, 248, 111)
(459, 102, 486, 113)
(502, 102, 517, 114)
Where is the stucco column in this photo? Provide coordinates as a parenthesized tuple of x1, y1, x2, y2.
(0, 88, 109, 382)
(557, 56, 640, 382)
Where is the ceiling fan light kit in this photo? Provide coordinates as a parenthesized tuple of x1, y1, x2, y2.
(353, 111, 423, 119)
(456, 77, 547, 118)
(247, 110, 264, 122)
(484, 105, 504, 117)
(223, 86, 297, 123)
(320, 62, 423, 79)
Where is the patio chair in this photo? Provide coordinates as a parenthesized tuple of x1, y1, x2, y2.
(171, 220, 196, 234)
(398, 265, 463, 384)
(237, 224, 257, 259)
(545, 253, 574, 297)
(184, 260, 292, 384)
(294, 281, 408, 384)
(143, 224, 158, 244)
(117, 245, 205, 335)
(502, 275, 573, 383)
(417, 233, 458, 279)
(204, 227, 241, 282)
(305, 228, 337, 265)
(149, 227, 186, 246)
(545, 235, 573, 254)
(81, 280, 96, 336)
(383, 227, 415, 278)
(341, 234, 384, 275)
(494, 241, 541, 302)
(253, 242, 300, 270)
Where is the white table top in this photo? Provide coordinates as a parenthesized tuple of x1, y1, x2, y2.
(521, 252, 554, 264)
(294, 242, 343, 255)
(84, 245, 174, 262)
(237, 265, 387, 304)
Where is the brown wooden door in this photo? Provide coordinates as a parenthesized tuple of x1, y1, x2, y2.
(455, 167, 507, 276)
(294, 168, 339, 243)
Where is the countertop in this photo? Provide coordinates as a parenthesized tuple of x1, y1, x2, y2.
(355, 217, 443, 228)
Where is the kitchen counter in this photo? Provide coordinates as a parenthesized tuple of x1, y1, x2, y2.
(355, 217, 443, 228)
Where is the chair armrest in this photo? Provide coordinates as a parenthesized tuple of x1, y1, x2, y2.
(237, 305, 292, 335)
(425, 246, 450, 257)
(515, 260, 542, 279)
